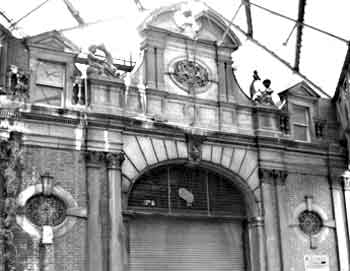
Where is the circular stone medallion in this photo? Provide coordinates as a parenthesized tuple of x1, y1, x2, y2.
(172, 60, 209, 91)
(298, 210, 323, 235)
(25, 194, 67, 226)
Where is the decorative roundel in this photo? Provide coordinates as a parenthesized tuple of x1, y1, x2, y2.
(298, 210, 323, 235)
(25, 194, 67, 227)
(172, 60, 209, 90)
(17, 183, 85, 239)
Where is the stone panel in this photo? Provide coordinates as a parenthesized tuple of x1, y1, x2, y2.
(211, 145, 222, 164)
(164, 140, 178, 159)
(165, 101, 184, 121)
(230, 148, 246, 173)
(151, 138, 168, 161)
(123, 135, 147, 171)
(222, 110, 234, 124)
(246, 167, 259, 191)
(147, 96, 162, 115)
(176, 140, 188, 158)
(221, 147, 234, 168)
(137, 136, 157, 165)
(239, 150, 258, 180)
(199, 107, 217, 124)
(201, 144, 212, 161)
(122, 157, 139, 180)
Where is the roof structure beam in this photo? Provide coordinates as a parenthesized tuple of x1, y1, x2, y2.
(228, 22, 330, 97)
(242, 0, 253, 37)
(249, 1, 348, 44)
(294, 0, 307, 72)
(62, 0, 85, 25)
(333, 43, 350, 100)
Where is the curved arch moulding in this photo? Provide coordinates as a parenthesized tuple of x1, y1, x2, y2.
(121, 134, 262, 217)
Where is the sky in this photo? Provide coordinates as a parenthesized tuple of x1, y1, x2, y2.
(1, 0, 349, 97)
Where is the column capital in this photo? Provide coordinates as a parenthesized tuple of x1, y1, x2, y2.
(106, 152, 125, 169)
(259, 168, 288, 185)
(341, 169, 350, 190)
(84, 151, 106, 167)
(247, 216, 264, 227)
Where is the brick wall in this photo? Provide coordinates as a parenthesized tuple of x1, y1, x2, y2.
(17, 146, 87, 271)
(281, 173, 338, 271)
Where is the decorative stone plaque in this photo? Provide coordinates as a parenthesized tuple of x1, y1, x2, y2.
(304, 255, 329, 271)
(171, 60, 209, 91)
(42, 226, 54, 244)
(25, 194, 67, 227)
(298, 210, 323, 235)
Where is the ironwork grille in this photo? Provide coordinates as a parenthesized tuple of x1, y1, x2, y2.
(298, 210, 323, 235)
(128, 164, 246, 217)
(25, 194, 67, 226)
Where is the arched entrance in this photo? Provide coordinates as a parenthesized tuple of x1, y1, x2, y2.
(125, 163, 256, 271)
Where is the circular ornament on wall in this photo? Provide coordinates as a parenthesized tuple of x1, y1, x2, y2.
(292, 199, 333, 248)
(169, 59, 211, 93)
(17, 183, 86, 239)
(298, 210, 323, 235)
(25, 194, 67, 227)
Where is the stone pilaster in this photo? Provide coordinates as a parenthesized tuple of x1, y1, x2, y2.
(330, 177, 349, 271)
(41, 244, 55, 271)
(259, 168, 287, 271)
(106, 152, 125, 271)
(85, 151, 105, 271)
(342, 170, 350, 263)
(248, 216, 266, 271)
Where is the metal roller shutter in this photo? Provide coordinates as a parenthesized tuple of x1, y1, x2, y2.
(129, 216, 245, 271)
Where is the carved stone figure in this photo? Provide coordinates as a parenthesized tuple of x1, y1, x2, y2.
(249, 70, 285, 109)
(72, 77, 86, 105)
(6, 65, 29, 101)
(186, 133, 205, 163)
(173, 1, 206, 39)
(86, 44, 119, 78)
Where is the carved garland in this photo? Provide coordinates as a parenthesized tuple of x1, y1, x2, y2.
(0, 133, 23, 271)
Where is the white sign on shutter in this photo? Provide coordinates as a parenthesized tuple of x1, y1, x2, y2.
(304, 255, 329, 271)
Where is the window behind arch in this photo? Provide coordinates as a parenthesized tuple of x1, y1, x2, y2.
(128, 164, 246, 217)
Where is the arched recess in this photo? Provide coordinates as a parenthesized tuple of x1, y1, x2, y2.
(125, 160, 260, 218)
(121, 135, 261, 217)
(123, 161, 264, 271)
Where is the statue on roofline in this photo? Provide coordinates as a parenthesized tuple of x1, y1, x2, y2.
(250, 70, 285, 109)
(4, 65, 30, 101)
(86, 44, 120, 78)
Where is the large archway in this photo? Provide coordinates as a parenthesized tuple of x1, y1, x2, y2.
(125, 163, 258, 271)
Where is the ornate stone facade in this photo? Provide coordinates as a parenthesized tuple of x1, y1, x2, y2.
(0, 2, 348, 271)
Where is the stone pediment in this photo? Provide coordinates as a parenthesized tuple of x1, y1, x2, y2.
(139, 1, 240, 49)
(280, 81, 320, 99)
(26, 30, 80, 54)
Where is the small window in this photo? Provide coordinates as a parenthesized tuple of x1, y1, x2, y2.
(32, 60, 66, 106)
(292, 105, 310, 141)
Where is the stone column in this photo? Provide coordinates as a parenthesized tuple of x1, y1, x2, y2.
(31, 238, 41, 271)
(259, 169, 287, 271)
(342, 170, 350, 243)
(248, 216, 266, 271)
(156, 46, 165, 90)
(106, 152, 125, 271)
(41, 242, 55, 271)
(331, 177, 349, 271)
(85, 151, 105, 271)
